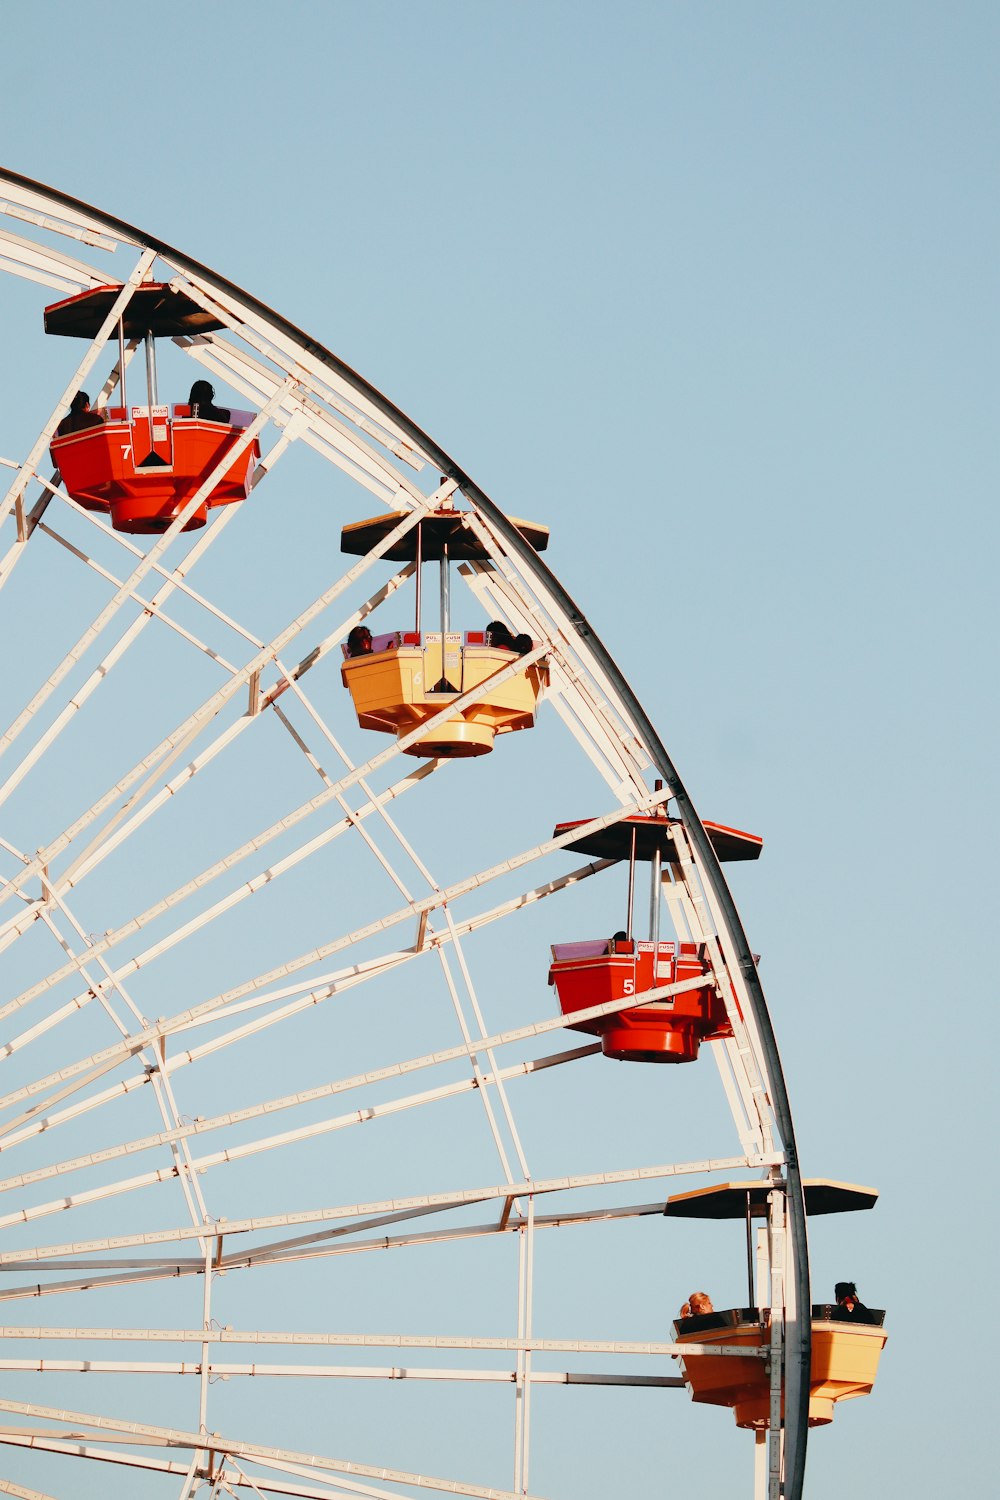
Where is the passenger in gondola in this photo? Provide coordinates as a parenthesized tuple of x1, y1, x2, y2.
(188, 379, 231, 424)
(679, 1291, 714, 1318)
(57, 390, 103, 436)
(834, 1281, 867, 1320)
(486, 620, 515, 650)
(513, 631, 533, 655)
(346, 624, 374, 657)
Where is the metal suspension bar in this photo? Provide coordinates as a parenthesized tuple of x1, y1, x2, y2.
(0, 1327, 763, 1358)
(0, 1394, 539, 1500)
(0, 857, 653, 1140)
(442, 908, 531, 1183)
(0, 246, 156, 534)
(0, 378, 295, 806)
(0, 1145, 780, 1268)
(0, 1358, 692, 1384)
(0, 785, 661, 1100)
(0, 967, 710, 1154)
(0, 762, 438, 1052)
(0, 1190, 770, 1302)
(0, 488, 430, 928)
(34, 889, 215, 1249)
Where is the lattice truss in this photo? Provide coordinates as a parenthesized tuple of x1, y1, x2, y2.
(0, 176, 799, 1500)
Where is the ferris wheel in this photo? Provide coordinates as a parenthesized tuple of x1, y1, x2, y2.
(0, 167, 885, 1500)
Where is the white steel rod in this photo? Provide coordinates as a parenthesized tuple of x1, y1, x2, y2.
(0, 501, 429, 925)
(460, 560, 648, 799)
(0, 1148, 779, 1267)
(0, 968, 719, 1153)
(0, 1395, 539, 1500)
(33, 894, 214, 1248)
(0, 955, 699, 1146)
(521, 1195, 536, 1495)
(513, 1197, 526, 1491)
(0, 348, 131, 584)
(0, 945, 429, 1156)
(34, 881, 215, 1240)
(442, 907, 531, 1183)
(183, 347, 413, 506)
(34, 520, 241, 672)
(0, 1432, 408, 1500)
(0, 380, 294, 808)
(166, 271, 430, 467)
(755, 1431, 767, 1500)
(0, 1039, 595, 1200)
(49, 559, 414, 913)
(64, 491, 271, 647)
(0, 1196, 766, 1302)
(436, 944, 519, 1188)
(176, 329, 428, 482)
(175, 1453, 200, 1500)
(0, 194, 117, 247)
(0, 1480, 58, 1500)
(199, 1240, 212, 1456)
(0, 1359, 689, 1384)
(236, 1450, 460, 1500)
(0, 787, 664, 1103)
(0, 1328, 761, 1358)
(0, 1050, 575, 1231)
(0, 755, 436, 1033)
(0, 179, 122, 238)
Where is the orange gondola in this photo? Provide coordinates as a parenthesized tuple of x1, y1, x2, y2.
(339, 503, 550, 758)
(665, 1181, 887, 1428)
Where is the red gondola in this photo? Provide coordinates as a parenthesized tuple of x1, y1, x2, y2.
(49, 406, 259, 533)
(548, 812, 762, 1062)
(45, 284, 257, 533)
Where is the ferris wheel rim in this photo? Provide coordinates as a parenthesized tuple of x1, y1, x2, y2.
(0, 163, 810, 1499)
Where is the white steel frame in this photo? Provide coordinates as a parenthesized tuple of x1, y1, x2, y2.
(0, 168, 809, 1500)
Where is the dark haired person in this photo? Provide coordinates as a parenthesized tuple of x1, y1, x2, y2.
(346, 624, 374, 657)
(57, 390, 103, 436)
(834, 1281, 868, 1320)
(188, 379, 231, 424)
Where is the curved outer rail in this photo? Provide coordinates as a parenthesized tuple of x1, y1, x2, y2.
(0, 164, 811, 1500)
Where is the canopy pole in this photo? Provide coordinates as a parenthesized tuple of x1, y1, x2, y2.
(649, 779, 663, 948)
(439, 539, 450, 635)
(746, 1190, 755, 1309)
(144, 328, 158, 405)
(625, 825, 636, 941)
(414, 521, 422, 636)
(140, 329, 158, 465)
(118, 318, 127, 412)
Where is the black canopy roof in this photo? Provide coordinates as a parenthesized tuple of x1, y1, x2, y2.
(553, 814, 763, 863)
(341, 508, 549, 562)
(45, 283, 225, 339)
(664, 1179, 879, 1219)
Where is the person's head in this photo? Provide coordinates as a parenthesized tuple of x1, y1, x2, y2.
(189, 380, 215, 407)
(71, 391, 91, 412)
(835, 1282, 858, 1304)
(347, 624, 373, 656)
(688, 1291, 713, 1315)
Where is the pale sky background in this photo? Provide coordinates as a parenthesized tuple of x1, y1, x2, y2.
(0, 3, 996, 1497)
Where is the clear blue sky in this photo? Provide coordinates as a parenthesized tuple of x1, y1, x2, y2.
(0, 3, 996, 1496)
